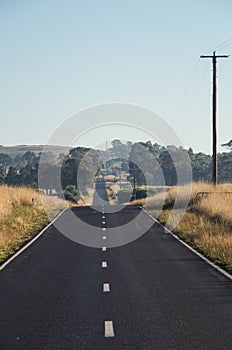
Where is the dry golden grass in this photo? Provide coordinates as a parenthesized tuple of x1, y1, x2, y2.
(0, 185, 41, 219)
(81, 188, 95, 205)
(0, 185, 69, 263)
(158, 208, 232, 271)
(130, 182, 232, 272)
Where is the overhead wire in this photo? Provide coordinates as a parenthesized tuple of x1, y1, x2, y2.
(171, 59, 200, 124)
(178, 56, 229, 134)
(170, 37, 231, 140)
(206, 37, 232, 53)
(175, 62, 210, 132)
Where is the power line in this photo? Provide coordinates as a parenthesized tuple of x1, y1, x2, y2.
(171, 59, 200, 123)
(204, 37, 232, 54)
(174, 62, 209, 132)
(177, 86, 210, 135)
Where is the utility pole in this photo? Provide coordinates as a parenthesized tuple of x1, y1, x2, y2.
(200, 51, 229, 185)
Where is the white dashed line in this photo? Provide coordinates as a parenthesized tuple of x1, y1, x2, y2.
(102, 216, 105, 219)
(102, 261, 107, 268)
(102, 247, 107, 251)
(103, 283, 110, 292)
(102, 228, 106, 231)
(102, 236, 107, 240)
(104, 321, 115, 337)
(102, 221, 106, 224)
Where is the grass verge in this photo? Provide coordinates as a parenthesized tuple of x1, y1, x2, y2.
(130, 182, 232, 273)
(0, 185, 70, 264)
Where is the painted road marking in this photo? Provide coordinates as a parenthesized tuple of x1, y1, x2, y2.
(102, 221, 106, 224)
(104, 321, 115, 337)
(102, 228, 106, 231)
(103, 283, 110, 292)
(102, 236, 107, 240)
(102, 261, 107, 268)
(102, 216, 105, 219)
(102, 247, 107, 251)
(142, 206, 232, 282)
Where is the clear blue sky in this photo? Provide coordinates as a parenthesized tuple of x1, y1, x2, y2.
(0, 0, 231, 153)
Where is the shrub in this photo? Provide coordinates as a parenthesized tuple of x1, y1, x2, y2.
(118, 187, 157, 203)
(134, 187, 157, 199)
(63, 185, 80, 203)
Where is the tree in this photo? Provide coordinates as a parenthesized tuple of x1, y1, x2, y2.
(0, 166, 5, 183)
(128, 142, 161, 186)
(159, 149, 177, 186)
(111, 139, 129, 159)
(218, 152, 232, 183)
(0, 153, 12, 173)
(20, 151, 38, 167)
(61, 158, 79, 190)
(190, 152, 211, 182)
(18, 164, 38, 187)
(5, 166, 19, 185)
(63, 185, 80, 203)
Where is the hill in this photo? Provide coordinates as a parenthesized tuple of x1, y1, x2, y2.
(0, 145, 72, 157)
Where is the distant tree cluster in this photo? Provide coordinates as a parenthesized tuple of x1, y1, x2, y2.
(1, 141, 232, 202)
(106, 140, 232, 186)
(0, 151, 41, 187)
(0, 147, 100, 203)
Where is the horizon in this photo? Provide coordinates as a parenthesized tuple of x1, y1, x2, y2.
(1, 141, 231, 156)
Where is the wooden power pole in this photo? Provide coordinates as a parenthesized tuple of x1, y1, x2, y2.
(200, 51, 229, 185)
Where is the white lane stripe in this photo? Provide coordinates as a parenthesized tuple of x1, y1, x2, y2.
(102, 228, 106, 231)
(103, 283, 110, 292)
(104, 321, 115, 337)
(102, 261, 107, 268)
(141, 206, 232, 282)
(102, 221, 106, 224)
(0, 208, 67, 271)
(102, 247, 107, 251)
(102, 216, 105, 219)
(102, 236, 107, 240)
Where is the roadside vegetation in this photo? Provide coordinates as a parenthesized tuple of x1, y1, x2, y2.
(116, 187, 157, 203)
(0, 185, 69, 264)
(130, 182, 232, 273)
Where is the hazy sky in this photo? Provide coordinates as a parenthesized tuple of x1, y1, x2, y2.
(0, 0, 231, 153)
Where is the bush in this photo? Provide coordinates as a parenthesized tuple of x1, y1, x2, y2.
(63, 185, 80, 203)
(134, 187, 157, 199)
(117, 187, 157, 203)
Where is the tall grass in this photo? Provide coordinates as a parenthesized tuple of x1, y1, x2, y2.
(130, 182, 232, 272)
(0, 185, 68, 263)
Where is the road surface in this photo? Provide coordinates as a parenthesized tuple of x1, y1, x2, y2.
(1, 205, 232, 349)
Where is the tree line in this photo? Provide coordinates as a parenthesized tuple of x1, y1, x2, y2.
(1, 141, 232, 202)
(0, 148, 100, 202)
(107, 140, 232, 186)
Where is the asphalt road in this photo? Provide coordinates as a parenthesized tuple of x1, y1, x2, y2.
(1, 204, 232, 349)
